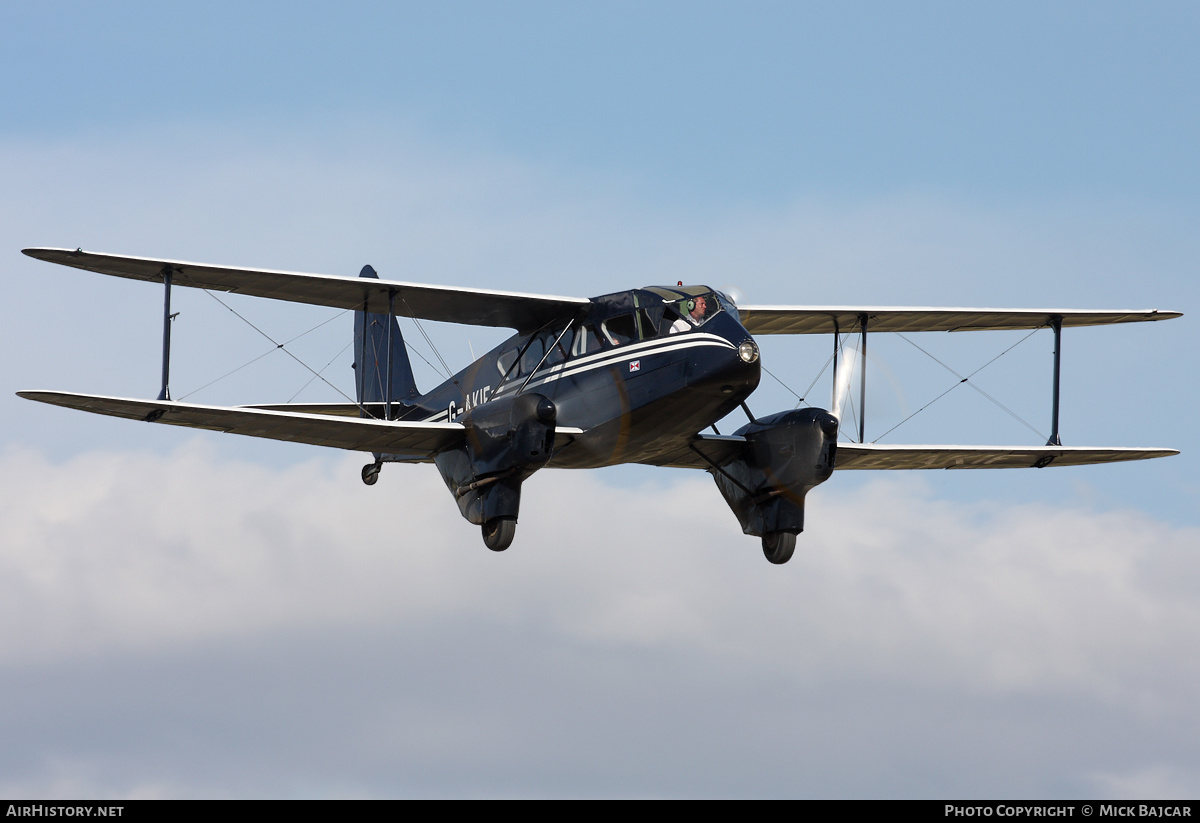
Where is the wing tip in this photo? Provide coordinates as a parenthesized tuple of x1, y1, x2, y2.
(22, 247, 87, 263)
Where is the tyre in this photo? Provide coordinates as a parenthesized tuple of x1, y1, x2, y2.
(482, 517, 516, 552)
(761, 531, 796, 565)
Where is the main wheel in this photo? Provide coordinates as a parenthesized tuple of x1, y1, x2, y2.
(761, 531, 796, 565)
(482, 517, 516, 552)
(361, 463, 381, 486)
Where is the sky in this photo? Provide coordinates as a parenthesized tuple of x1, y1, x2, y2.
(1, 1, 1197, 798)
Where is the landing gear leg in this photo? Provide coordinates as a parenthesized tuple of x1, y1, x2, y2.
(482, 517, 516, 552)
(761, 531, 796, 565)
(361, 462, 381, 486)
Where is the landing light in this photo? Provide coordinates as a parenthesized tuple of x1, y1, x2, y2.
(738, 340, 759, 363)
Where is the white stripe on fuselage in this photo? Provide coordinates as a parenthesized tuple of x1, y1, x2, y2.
(495, 332, 735, 396)
(417, 332, 736, 423)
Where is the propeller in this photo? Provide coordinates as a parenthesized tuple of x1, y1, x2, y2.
(830, 344, 858, 425)
(719, 284, 747, 308)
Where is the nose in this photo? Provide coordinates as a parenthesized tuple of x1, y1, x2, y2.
(737, 338, 759, 364)
(710, 336, 761, 394)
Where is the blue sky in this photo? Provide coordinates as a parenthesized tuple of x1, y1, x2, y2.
(1, 2, 1197, 798)
(6, 2, 1198, 202)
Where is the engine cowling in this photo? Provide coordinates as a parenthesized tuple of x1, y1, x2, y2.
(434, 393, 558, 526)
(710, 407, 839, 538)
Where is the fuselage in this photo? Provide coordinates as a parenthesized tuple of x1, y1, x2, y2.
(396, 285, 762, 468)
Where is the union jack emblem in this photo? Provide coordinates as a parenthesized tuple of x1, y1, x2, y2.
(629, 360, 641, 372)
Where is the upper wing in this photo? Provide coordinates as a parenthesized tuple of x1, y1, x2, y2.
(833, 443, 1179, 470)
(738, 306, 1182, 335)
(22, 248, 590, 332)
(18, 391, 464, 460)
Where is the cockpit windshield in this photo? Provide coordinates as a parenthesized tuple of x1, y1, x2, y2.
(641, 285, 738, 333)
(667, 293, 720, 331)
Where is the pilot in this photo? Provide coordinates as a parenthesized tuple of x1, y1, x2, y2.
(670, 295, 707, 333)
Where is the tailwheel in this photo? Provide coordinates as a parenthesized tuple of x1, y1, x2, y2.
(482, 517, 516, 552)
(761, 531, 796, 565)
(361, 462, 381, 486)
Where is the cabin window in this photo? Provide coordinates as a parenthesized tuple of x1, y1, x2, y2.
(715, 291, 740, 322)
(520, 337, 545, 375)
(602, 313, 637, 346)
(639, 306, 665, 339)
(543, 331, 569, 367)
(664, 304, 690, 334)
(572, 324, 602, 356)
(497, 348, 518, 376)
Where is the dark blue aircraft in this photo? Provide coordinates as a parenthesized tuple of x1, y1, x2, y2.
(18, 249, 1181, 563)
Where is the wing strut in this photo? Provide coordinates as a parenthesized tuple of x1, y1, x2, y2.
(157, 264, 180, 401)
(385, 288, 396, 420)
(858, 313, 868, 444)
(830, 317, 840, 410)
(1048, 315, 1062, 446)
(832, 312, 1070, 447)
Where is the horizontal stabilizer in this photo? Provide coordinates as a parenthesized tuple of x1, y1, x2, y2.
(23, 248, 589, 332)
(17, 391, 464, 460)
(739, 306, 1182, 335)
(833, 443, 1179, 470)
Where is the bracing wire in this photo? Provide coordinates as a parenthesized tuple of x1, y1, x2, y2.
(287, 340, 355, 403)
(874, 329, 1045, 442)
(400, 296, 457, 384)
(405, 339, 449, 382)
(801, 350, 840, 410)
(762, 362, 804, 403)
(871, 379, 968, 443)
(179, 275, 369, 414)
(842, 374, 860, 442)
(831, 331, 863, 442)
(177, 345, 278, 401)
(177, 306, 354, 402)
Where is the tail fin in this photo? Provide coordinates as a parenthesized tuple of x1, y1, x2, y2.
(354, 265, 420, 414)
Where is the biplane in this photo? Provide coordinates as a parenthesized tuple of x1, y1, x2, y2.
(18, 248, 1181, 564)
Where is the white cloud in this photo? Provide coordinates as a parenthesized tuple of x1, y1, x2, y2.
(1089, 765, 1200, 800)
(0, 444, 1197, 796)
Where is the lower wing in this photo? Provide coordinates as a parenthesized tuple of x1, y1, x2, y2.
(18, 391, 465, 461)
(645, 435, 1176, 470)
(832, 443, 1178, 469)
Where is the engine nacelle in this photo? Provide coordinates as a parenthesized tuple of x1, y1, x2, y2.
(434, 393, 558, 526)
(710, 408, 839, 537)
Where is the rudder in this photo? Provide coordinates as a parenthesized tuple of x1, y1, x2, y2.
(353, 265, 420, 415)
